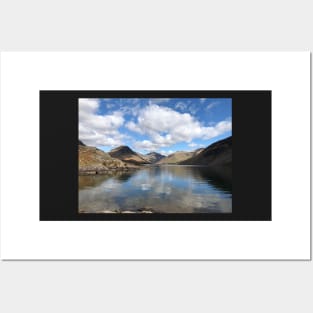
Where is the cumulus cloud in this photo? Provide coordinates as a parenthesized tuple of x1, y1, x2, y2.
(119, 103, 141, 116)
(126, 120, 142, 133)
(79, 99, 231, 152)
(128, 104, 231, 152)
(134, 140, 160, 151)
(79, 98, 125, 147)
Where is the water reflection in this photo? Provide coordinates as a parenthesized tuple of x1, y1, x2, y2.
(79, 165, 232, 213)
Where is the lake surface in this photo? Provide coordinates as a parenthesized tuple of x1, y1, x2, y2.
(79, 165, 232, 213)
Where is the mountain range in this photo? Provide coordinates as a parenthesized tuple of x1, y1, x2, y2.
(79, 136, 232, 174)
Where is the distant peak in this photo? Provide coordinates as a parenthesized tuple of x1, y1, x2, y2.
(146, 151, 163, 156)
(111, 145, 132, 151)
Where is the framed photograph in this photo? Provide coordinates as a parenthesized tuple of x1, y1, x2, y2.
(0, 52, 310, 260)
(40, 90, 271, 221)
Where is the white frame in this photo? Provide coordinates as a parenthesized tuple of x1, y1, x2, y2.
(0, 52, 310, 260)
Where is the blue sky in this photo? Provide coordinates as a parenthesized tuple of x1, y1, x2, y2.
(79, 98, 232, 155)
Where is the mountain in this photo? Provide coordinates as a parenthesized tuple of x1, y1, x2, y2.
(193, 148, 205, 156)
(155, 147, 205, 165)
(79, 144, 128, 175)
(109, 145, 150, 166)
(143, 152, 165, 164)
(156, 151, 195, 164)
(180, 136, 232, 167)
(79, 140, 86, 146)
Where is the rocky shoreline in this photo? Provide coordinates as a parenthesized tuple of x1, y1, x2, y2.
(79, 208, 156, 214)
(79, 144, 139, 175)
(79, 166, 136, 176)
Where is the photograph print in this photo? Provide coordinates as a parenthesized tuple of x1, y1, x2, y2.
(78, 98, 232, 214)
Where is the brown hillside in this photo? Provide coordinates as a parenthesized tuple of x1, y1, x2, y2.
(79, 145, 128, 175)
(109, 146, 150, 165)
(156, 151, 195, 164)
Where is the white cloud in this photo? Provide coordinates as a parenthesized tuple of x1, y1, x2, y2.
(129, 104, 231, 152)
(103, 98, 143, 116)
(174, 101, 187, 111)
(120, 103, 141, 116)
(149, 98, 170, 105)
(199, 98, 206, 103)
(106, 103, 115, 109)
(134, 140, 160, 151)
(188, 142, 199, 148)
(79, 98, 125, 147)
(79, 98, 99, 114)
(79, 99, 231, 152)
(159, 150, 174, 156)
(125, 120, 142, 133)
(205, 102, 216, 110)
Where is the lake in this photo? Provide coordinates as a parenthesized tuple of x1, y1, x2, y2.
(79, 165, 232, 213)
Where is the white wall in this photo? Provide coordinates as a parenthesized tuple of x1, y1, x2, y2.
(0, 1, 312, 312)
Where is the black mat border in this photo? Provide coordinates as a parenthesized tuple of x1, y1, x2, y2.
(40, 90, 271, 221)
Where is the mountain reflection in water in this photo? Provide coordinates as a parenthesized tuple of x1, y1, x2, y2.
(79, 165, 232, 213)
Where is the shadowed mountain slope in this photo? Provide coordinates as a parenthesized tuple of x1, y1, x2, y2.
(109, 145, 150, 166)
(143, 152, 165, 164)
(180, 136, 232, 167)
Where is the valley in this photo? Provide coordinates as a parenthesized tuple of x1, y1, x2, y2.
(79, 136, 232, 175)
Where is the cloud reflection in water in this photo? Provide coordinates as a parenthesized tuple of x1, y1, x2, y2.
(79, 166, 232, 213)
